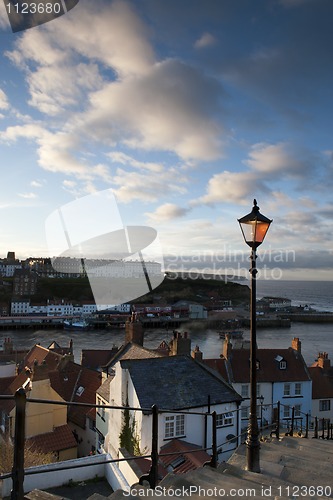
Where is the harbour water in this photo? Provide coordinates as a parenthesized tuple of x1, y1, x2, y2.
(1, 280, 332, 366)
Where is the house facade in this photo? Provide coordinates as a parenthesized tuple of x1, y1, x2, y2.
(4, 364, 78, 461)
(308, 352, 333, 424)
(205, 336, 312, 431)
(105, 355, 242, 462)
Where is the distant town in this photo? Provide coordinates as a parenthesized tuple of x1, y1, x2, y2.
(1, 251, 333, 497)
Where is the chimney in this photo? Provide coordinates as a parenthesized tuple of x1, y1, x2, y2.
(317, 352, 331, 371)
(31, 361, 50, 382)
(222, 334, 232, 360)
(291, 337, 301, 353)
(169, 331, 191, 356)
(191, 345, 203, 361)
(125, 313, 144, 346)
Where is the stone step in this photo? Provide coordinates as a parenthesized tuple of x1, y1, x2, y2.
(105, 436, 333, 500)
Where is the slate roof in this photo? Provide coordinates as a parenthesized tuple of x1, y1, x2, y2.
(205, 347, 311, 384)
(120, 355, 242, 411)
(96, 376, 112, 402)
(105, 342, 163, 371)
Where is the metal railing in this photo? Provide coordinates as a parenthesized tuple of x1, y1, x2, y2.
(0, 390, 223, 499)
(1, 391, 332, 500)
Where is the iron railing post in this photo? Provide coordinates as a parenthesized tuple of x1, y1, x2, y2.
(305, 413, 309, 439)
(11, 388, 26, 500)
(314, 417, 318, 439)
(210, 411, 218, 468)
(139, 405, 159, 489)
(290, 406, 295, 436)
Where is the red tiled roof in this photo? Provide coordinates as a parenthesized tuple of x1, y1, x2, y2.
(81, 348, 118, 370)
(159, 439, 210, 474)
(27, 424, 77, 454)
(24, 345, 63, 371)
(49, 359, 102, 428)
(205, 347, 310, 384)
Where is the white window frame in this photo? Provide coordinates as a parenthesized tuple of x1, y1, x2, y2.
(216, 412, 233, 428)
(284, 383, 291, 396)
(295, 383, 302, 396)
(319, 400, 331, 412)
(164, 414, 185, 439)
(283, 405, 290, 419)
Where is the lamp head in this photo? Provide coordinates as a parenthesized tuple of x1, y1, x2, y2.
(238, 199, 272, 248)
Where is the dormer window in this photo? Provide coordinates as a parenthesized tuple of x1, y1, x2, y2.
(275, 355, 286, 370)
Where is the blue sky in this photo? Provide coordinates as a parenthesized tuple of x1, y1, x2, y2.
(0, 0, 333, 280)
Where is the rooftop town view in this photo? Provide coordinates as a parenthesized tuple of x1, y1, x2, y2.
(1, 0, 333, 498)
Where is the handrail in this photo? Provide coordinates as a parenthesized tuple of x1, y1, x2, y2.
(1, 391, 332, 498)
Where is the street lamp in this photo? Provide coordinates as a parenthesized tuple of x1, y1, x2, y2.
(238, 199, 272, 473)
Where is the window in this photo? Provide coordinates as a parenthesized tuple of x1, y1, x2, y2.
(294, 404, 301, 417)
(241, 385, 249, 398)
(283, 383, 291, 396)
(164, 415, 185, 439)
(280, 361, 287, 370)
(216, 412, 233, 427)
(319, 400, 331, 412)
(283, 405, 290, 418)
(295, 383, 302, 396)
(241, 406, 249, 420)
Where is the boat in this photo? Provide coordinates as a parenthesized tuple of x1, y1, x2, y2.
(63, 318, 90, 330)
(218, 330, 244, 339)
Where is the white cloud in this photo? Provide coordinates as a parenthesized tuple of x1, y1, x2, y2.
(107, 152, 164, 173)
(244, 142, 312, 178)
(145, 203, 191, 223)
(30, 180, 44, 188)
(78, 59, 224, 161)
(112, 167, 188, 203)
(198, 171, 269, 205)
(194, 33, 217, 49)
(18, 192, 37, 199)
(0, 124, 111, 182)
(0, 89, 9, 110)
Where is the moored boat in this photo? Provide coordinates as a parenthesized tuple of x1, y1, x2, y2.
(63, 318, 89, 330)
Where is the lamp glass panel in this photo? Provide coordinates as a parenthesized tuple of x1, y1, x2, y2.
(255, 221, 270, 244)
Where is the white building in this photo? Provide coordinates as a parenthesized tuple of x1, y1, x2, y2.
(104, 355, 242, 463)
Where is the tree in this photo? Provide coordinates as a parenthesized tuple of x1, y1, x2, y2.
(0, 439, 55, 474)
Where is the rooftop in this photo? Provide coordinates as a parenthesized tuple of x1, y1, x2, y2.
(120, 355, 242, 411)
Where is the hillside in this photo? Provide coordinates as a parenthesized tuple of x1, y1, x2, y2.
(131, 275, 250, 306)
(0, 275, 250, 307)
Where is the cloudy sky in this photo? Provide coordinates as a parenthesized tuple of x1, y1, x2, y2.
(0, 0, 333, 280)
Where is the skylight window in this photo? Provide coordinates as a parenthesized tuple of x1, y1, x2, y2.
(76, 386, 85, 396)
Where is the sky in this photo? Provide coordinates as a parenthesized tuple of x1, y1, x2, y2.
(0, 0, 333, 281)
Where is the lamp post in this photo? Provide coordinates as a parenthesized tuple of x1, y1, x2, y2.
(238, 199, 272, 473)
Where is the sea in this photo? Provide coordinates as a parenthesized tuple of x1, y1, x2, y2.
(1, 280, 333, 367)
